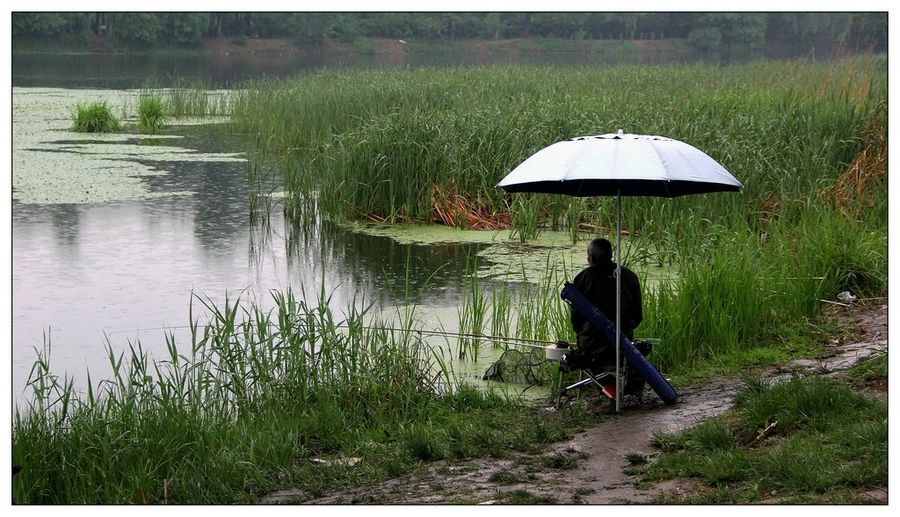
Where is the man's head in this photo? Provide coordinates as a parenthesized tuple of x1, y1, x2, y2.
(587, 238, 613, 265)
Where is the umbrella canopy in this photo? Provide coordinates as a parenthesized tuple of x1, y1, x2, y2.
(496, 130, 742, 412)
(497, 130, 743, 197)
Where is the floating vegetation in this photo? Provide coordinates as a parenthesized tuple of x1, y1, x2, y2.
(12, 87, 245, 204)
(339, 221, 510, 246)
(336, 219, 672, 287)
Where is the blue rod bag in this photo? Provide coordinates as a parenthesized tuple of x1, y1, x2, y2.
(561, 282, 677, 404)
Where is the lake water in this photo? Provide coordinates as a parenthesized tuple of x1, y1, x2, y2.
(11, 47, 715, 89)
(11, 49, 684, 401)
(11, 103, 504, 395)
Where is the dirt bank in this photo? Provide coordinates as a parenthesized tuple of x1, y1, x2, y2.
(261, 302, 887, 504)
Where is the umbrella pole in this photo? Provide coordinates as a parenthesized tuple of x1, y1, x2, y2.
(615, 190, 622, 413)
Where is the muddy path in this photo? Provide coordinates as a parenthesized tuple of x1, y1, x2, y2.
(262, 304, 887, 504)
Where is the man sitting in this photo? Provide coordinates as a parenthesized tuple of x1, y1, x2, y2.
(564, 237, 643, 376)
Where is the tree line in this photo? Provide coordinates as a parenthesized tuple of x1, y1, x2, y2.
(12, 12, 886, 52)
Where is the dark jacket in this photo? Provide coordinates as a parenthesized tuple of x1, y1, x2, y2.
(570, 260, 643, 341)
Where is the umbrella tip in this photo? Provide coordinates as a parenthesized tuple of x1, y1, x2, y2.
(617, 129, 624, 136)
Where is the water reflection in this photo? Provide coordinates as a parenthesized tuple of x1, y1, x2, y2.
(47, 203, 82, 250)
(287, 218, 483, 307)
(11, 120, 489, 395)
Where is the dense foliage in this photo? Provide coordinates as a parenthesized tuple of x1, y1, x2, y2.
(11, 12, 886, 52)
(12, 43, 888, 503)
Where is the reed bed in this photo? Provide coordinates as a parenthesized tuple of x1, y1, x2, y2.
(162, 79, 232, 118)
(62, 58, 887, 382)
(449, 202, 885, 381)
(229, 57, 886, 240)
(137, 78, 231, 119)
(13, 289, 597, 504)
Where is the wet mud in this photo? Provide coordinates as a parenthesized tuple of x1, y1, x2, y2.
(261, 303, 887, 504)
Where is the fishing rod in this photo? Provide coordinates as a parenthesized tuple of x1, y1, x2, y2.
(106, 322, 562, 351)
(329, 324, 559, 350)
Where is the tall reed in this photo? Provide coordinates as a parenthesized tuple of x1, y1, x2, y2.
(457, 258, 487, 360)
(13, 290, 440, 503)
(639, 208, 886, 373)
(489, 282, 512, 348)
(137, 93, 167, 134)
(13, 287, 601, 504)
(229, 57, 886, 240)
(164, 78, 230, 117)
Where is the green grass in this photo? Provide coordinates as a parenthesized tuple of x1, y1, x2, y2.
(72, 101, 121, 133)
(12, 289, 597, 504)
(488, 469, 524, 485)
(639, 207, 886, 375)
(497, 489, 558, 504)
(641, 375, 887, 502)
(139, 79, 230, 118)
(137, 94, 167, 134)
(847, 351, 887, 385)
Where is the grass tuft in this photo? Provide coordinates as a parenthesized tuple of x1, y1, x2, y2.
(137, 94, 167, 134)
(72, 101, 121, 133)
(498, 489, 557, 504)
(847, 351, 887, 385)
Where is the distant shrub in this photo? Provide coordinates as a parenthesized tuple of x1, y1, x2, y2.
(137, 95, 167, 134)
(72, 101, 121, 133)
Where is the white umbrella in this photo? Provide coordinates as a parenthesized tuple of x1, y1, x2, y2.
(497, 130, 743, 411)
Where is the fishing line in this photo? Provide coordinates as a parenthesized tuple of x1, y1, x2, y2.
(337, 325, 557, 350)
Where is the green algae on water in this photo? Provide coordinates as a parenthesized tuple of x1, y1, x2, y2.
(13, 87, 244, 205)
(344, 220, 673, 286)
